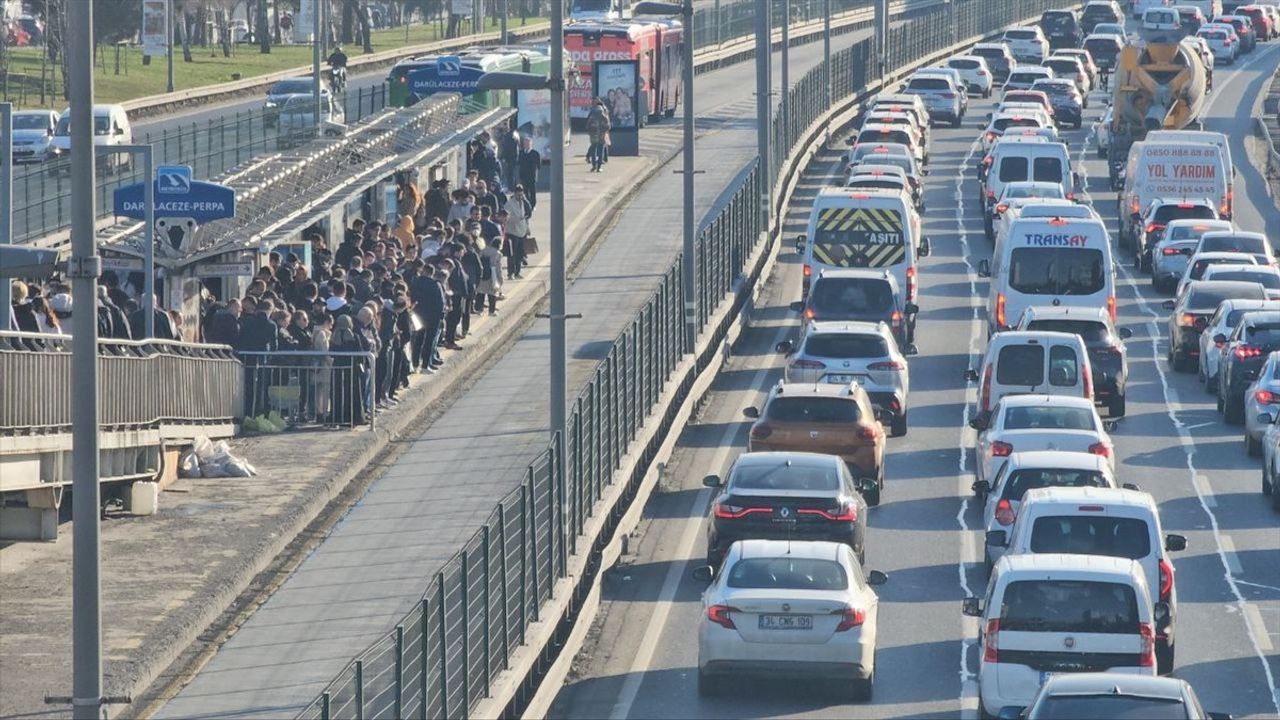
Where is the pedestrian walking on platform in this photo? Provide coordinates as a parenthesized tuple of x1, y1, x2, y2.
(587, 99, 612, 173)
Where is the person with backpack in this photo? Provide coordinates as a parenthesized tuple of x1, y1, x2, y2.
(476, 234, 504, 315)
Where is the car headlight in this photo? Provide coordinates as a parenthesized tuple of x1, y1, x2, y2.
(266, 100, 278, 108)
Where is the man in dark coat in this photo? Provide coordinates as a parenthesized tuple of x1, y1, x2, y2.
(128, 296, 178, 340)
(517, 135, 542, 208)
(474, 132, 502, 189)
(237, 297, 279, 416)
(409, 263, 447, 372)
(334, 219, 365, 269)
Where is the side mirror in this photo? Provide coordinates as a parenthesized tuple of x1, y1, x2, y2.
(977, 259, 991, 278)
(1121, 482, 1142, 491)
(969, 414, 988, 430)
(904, 302, 920, 315)
(986, 111, 994, 120)
(1103, 420, 1119, 432)
(775, 339, 794, 354)
(962, 597, 984, 617)
(919, 237, 932, 257)
(857, 477, 878, 495)
(1213, 333, 1227, 345)
(972, 479, 991, 495)
(1162, 299, 1176, 311)
(1118, 327, 1133, 340)
(904, 343, 919, 356)
(985, 529, 1007, 547)
(702, 474, 722, 488)
(789, 301, 805, 313)
(1165, 534, 1188, 552)
(1073, 171, 1082, 190)
(743, 406, 760, 419)
(795, 234, 807, 252)
(867, 569, 889, 586)
(1154, 600, 1171, 624)
(995, 707, 1026, 720)
(964, 368, 980, 383)
(873, 408, 891, 424)
(845, 136, 857, 145)
(691, 565, 715, 582)
(115, 127, 125, 136)
(1259, 412, 1278, 426)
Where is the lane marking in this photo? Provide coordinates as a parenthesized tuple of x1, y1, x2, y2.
(1080, 79, 1280, 713)
(1237, 579, 1280, 594)
(1219, 534, 1244, 575)
(607, 153, 846, 720)
(1191, 474, 1219, 508)
(1244, 603, 1276, 653)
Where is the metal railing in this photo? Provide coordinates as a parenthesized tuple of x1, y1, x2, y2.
(0, 330, 242, 434)
(236, 350, 377, 430)
(298, 1, 1079, 717)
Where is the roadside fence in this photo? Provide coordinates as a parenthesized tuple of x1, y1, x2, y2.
(294, 0, 1079, 718)
(235, 350, 377, 431)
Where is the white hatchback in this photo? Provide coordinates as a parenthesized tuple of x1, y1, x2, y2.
(696, 539, 888, 700)
(969, 393, 1115, 494)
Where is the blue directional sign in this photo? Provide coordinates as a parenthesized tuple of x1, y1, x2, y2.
(156, 164, 192, 194)
(113, 173, 236, 224)
(406, 56, 486, 96)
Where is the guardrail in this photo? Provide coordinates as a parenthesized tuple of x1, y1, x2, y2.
(0, 331, 242, 435)
(236, 350, 377, 430)
(295, 0, 1077, 718)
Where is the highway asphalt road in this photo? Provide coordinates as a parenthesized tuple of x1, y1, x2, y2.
(151, 17, 895, 719)
(549, 30, 1280, 720)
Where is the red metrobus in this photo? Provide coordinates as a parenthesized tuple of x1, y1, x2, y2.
(563, 19, 684, 124)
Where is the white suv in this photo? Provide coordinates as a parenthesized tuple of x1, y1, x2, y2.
(1003, 26, 1050, 63)
(901, 72, 965, 127)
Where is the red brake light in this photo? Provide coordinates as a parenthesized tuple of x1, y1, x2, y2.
(1139, 622, 1156, 668)
(1077, 505, 1105, 511)
(996, 203, 1009, 214)
(980, 364, 993, 412)
(995, 293, 1008, 330)
(1158, 558, 1174, 602)
(1162, 246, 1182, 256)
(1088, 441, 1111, 459)
(994, 498, 1016, 526)
(1083, 360, 1094, 399)
(803, 264, 812, 277)
(1106, 294, 1117, 324)
(986, 131, 997, 142)
(1235, 345, 1264, 360)
(983, 619, 1000, 662)
(800, 504, 858, 522)
(804, 307, 816, 321)
(1146, 223, 1165, 234)
(987, 190, 996, 200)
(1256, 389, 1276, 405)
(992, 441, 1014, 458)
(714, 504, 770, 520)
(707, 604, 738, 629)
(891, 309, 903, 328)
(833, 606, 867, 631)
(1179, 313, 1198, 327)
(906, 265, 917, 301)
(750, 424, 772, 440)
(856, 424, 880, 441)
(983, 155, 994, 167)
(1066, 191, 1076, 201)
(868, 360, 906, 371)
(1177, 202, 1194, 209)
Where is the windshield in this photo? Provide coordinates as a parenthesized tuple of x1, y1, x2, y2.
(54, 114, 111, 136)
(1244, 324, 1280, 346)
(907, 77, 952, 91)
(726, 558, 849, 591)
(731, 462, 840, 492)
(1042, 13, 1076, 29)
(1002, 469, 1108, 501)
(810, 279, 896, 315)
(1083, 6, 1120, 22)
(1191, 258, 1254, 280)
(1035, 83, 1077, 98)
(1006, 29, 1038, 39)
(766, 397, 861, 424)
(1030, 516, 1153, 560)
(1202, 235, 1267, 255)
(1168, 224, 1224, 242)
(1005, 184, 1064, 200)
(1003, 405, 1096, 430)
(1211, 271, 1280, 290)
(1152, 205, 1216, 225)
(1187, 285, 1265, 311)
(1044, 60, 1079, 75)
(1034, 696, 1190, 720)
(859, 129, 912, 146)
(271, 79, 314, 95)
(1027, 319, 1110, 342)
(13, 115, 51, 130)
(1085, 38, 1120, 57)
(999, 580, 1140, 634)
(856, 156, 912, 175)
(1009, 248, 1106, 295)
(1010, 72, 1047, 84)
(950, 59, 981, 69)
(805, 333, 890, 359)
(849, 179, 904, 191)
(994, 117, 1043, 132)
(973, 48, 1011, 69)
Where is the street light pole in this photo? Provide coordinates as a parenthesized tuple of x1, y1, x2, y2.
(166, 0, 175, 93)
(781, 0, 789, 146)
(68, 2, 104, 717)
(549, 0, 568, 564)
(1, 103, 12, 329)
(141, 147, 155, 338)
(314, 0, 323, 132)
(755, 0, 771, 230)
(823, 0, 831, 111)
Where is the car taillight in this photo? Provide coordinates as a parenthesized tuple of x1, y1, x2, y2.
(986, 131, 997, 142)
(1158, 558, 1174, 602)
(714, 504, 770, 520)
(1131, 199, 1140, 215)
(1236, 344, 1264, 360)
(906, 265, 917, 301)
(941, 92, 956, 98)
(1083, 363, 1094, 399)
(987, 190, 996, 200)
(1257, 389, 1277, 405)
(994, 498, 1016, 526)
(1178, 313, 1199, 328)
(792, 359, 826, 369)
(1088, 441, 1112, 459)
(801, 504, 858, 522)
(1146, 223, 1165, 235)
(978, 69, 988, 75)
(833, 606, 867, 631)
(707, 604, 738, 629)
(1162, 246, 1182, 256)
(1106, 295, 1117, 324)
(750, 424, 772, 440)
(803, 264, 812, 278)
(868, 360, 906, 371)
(804, 307, 816, 320)
(995, 293, 1008, 330)
(891, 309, 903, 329)
(1066, 191, 1075, 201)
(983, 619, 1001, 663)
(856, 424, 879, 441)
(983, 155, 994, 167)
(995, 203, 1009, 214)
(1221, 189, 1233, 216)
(992, 441, 1014, 458)
(980, 364, 993, 412)
(1139, 622, 1156, 668)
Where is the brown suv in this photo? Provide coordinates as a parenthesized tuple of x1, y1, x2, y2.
(744, 382, 887, 505)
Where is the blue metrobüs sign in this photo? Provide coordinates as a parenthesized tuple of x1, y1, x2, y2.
(406, 57, 487, 96)
(113, 178, 236, 224)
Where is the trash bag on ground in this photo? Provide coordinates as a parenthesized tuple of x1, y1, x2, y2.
(178, 447, 201, 478)
(187, 435, 258, 478)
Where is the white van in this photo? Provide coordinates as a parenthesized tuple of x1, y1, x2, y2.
(964, 553, 1159, 717)
(980, 216, 1114, 336)
(964, 331, 1096, 421)
(50, 104, 133, 173)
(1120, 140, 1231, 247)
(798, 189, 929, 312)
(993, 486, 1188, 673)
(980, 140, 1074, 234)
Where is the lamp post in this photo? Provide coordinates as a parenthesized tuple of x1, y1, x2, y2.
(313, 0, 323, 132)
(824, 0, 831, 112)
(68, 2, 104, 717)
(1, 103, 12, 329)
(634, 0, 696, 350)
(166, 0, 175, 93)
(781, 0, 789, 147)
(755, 0, 771, 231)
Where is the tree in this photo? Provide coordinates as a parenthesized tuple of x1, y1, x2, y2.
(256, 0, 271, 53)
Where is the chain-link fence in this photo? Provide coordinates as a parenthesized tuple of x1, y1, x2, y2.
(297, 1, 1078, 717)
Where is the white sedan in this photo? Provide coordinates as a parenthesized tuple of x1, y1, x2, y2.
(944, 55, 995, 97)
(970, 394, 1116, 490)
(697, 539, 888, 700)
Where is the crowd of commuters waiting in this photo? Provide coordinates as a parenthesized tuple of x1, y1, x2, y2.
(6, 126, 543, 429)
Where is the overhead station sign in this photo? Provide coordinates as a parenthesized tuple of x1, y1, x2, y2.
(113, 165, 237, 224)
(406, 56, 487, 96)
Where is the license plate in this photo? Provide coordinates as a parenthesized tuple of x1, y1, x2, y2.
(825, 374, 866, 385)
(759, 614, 813, 630)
